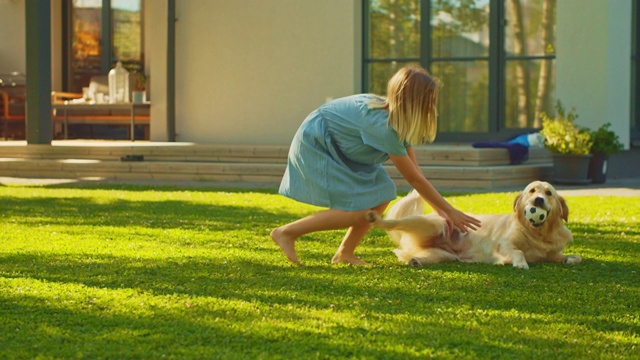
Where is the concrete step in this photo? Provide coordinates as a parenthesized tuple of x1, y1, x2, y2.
(0, 142, 290, 163)
(0, 158, 552, 190)
(0, 141, 553, 190)
(0, 141, 551, 163)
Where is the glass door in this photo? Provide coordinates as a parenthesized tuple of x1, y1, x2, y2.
(66, 0, 143, 92)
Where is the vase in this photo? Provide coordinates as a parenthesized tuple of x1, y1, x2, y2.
(588, 152, 609, 184)
(551, 153, 593, 185)
(108, 61, 129, 103)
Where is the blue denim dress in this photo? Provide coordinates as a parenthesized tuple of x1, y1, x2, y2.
(279, 94, 408, 211)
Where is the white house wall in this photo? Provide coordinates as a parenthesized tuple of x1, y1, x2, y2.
(0, 0, 26, 74)
(0, 0, 63, 93)
(556, 0, 632, 149)
(171, 0, 362, 144)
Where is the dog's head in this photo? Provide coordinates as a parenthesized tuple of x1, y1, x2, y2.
(514, 181, 568, 229)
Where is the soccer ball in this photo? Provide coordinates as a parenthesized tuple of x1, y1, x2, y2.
(524, 205, 548, 227)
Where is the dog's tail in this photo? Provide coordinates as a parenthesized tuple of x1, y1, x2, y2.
(386, 189, 424, 220)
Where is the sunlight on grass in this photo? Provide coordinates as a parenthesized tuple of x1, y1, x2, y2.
(0, 185, 638, 359)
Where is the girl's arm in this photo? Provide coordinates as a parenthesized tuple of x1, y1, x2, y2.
(389, 149, 481, 233)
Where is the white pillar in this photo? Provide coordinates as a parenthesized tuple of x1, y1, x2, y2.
(148, 0, 170, 141)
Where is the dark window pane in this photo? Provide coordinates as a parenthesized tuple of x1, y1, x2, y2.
(431, 60, 489, 133)
(505, 59, 556, 129)
(112, 0, 143, 66)
(505, 0, 556, 57)
(431, 0, 490, 58)
(365, 61, 422, 95)
(368, 0, 421, 59)
(70, 0, 102, 92)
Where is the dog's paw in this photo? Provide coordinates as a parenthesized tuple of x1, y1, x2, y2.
(409, 257, 423, 268)
(365, 211, 379, 223)
(513, 260, 530, 270)
(566, 255, 582, 265)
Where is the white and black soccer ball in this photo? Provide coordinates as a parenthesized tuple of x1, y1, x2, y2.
(524, 205, 548, 227)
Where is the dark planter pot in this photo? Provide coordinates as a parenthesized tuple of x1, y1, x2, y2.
(552, 153, 593, 185)
(588, 152, 609, 184)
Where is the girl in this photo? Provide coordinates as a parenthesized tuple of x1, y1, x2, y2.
(271, 66, 481, 266)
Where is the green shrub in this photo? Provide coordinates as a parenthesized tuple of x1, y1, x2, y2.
(590, 122, 624, 155)
(539, 101, 592, 155)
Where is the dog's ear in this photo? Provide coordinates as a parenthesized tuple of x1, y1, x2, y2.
(513, 192, 523, 213)
(558, 195, 569, 222)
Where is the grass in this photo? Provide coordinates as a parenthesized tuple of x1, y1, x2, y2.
(0, 184, 638, 359)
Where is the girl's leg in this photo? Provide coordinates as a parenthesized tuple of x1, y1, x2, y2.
(271, 209, 368, 265)
(332, 202, 389, 265)
(270, 202, 389, 266)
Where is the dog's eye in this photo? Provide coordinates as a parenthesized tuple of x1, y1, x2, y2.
(529, 189, 536, 193)
(545, 191, 552, 196)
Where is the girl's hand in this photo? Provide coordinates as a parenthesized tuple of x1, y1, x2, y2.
(388, 153, 481, 234)
(437, 208, 481, 234)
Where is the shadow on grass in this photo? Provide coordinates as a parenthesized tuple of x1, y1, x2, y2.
(1, 289, 418, 359)
(0, 194, 297, 233)
(28, 181, 282, 194)
(1, 248, 637, 315)
(1, 286, 586, 359)
(2, 250, 637, 358)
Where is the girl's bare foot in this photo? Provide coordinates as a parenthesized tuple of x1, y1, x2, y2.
(270, 227, 302, 265)
(331, 253, 370, 266)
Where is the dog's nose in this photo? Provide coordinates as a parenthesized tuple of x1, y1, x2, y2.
(534, 197, 545, 207)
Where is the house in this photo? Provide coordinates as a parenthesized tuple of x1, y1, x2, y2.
(0, 0, 638, 183)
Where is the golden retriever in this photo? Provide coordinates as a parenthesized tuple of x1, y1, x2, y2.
(366, 181, 581, 269)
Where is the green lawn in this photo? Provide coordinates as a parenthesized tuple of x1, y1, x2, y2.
(0, 184, 638, 359)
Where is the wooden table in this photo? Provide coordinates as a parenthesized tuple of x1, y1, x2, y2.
(52, 102, 150, 141)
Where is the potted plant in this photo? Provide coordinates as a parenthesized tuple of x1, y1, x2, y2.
(131, 71, 147, 103)
(539, 101, 593, 184)
(588, 123, 623, 184)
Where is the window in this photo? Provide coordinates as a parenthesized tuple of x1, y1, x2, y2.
(363, 0, 556, 141)
(65, 0, 144, 92)
(504, 0, 556, 129)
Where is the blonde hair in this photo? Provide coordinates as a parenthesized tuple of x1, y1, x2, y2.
(369, 66, 439, 145)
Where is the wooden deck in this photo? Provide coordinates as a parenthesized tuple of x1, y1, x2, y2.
(0, 140, 553, 190)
